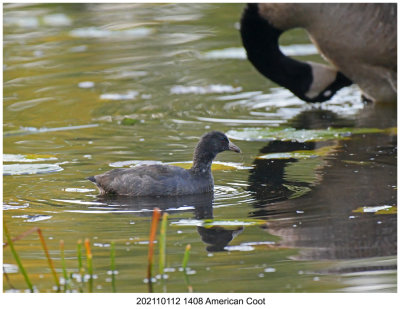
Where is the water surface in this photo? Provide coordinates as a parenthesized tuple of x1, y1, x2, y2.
(3, 3, 397, 293)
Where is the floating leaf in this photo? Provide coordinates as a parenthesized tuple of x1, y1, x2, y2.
(3, 163, 63, 175)
(258, 145, 335, 160)
(3, 154, 57, 162)
(375, 206, 397, 215)
(121, 118, 139, 126)
(353, 205, 397, 214)
(227, 127, 385, 143)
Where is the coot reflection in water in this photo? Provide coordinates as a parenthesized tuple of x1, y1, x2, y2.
(247, 107, 397, 269)
(97, 192, 244, 252)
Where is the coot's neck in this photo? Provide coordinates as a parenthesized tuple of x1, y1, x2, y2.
(190, 145, 216, 175)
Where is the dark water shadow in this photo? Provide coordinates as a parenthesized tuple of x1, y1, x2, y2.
(97, 192, 243, 252)
(247, 106, 397, 267)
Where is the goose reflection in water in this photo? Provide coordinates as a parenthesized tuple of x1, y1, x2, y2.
(247, 108, 397, 268)
(96, 192, 244, 252)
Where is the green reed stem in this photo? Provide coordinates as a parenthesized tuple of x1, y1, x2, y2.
(182, 244, 191, 270)
(3, 221, 34, 292)
(77, 239, 84, 293)
(84, 238, 93, 293)
(159, 212, 168, 276)
(60, 240, 69, 292)
(37, 228, 60, 292)
(182, 244, 193, 293)
(110, 241, 116, 293)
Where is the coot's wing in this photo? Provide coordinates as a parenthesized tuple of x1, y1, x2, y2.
(92, 164, 193, 196)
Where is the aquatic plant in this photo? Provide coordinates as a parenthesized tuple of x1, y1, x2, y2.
(77, 239, 85, 292)
(3, 221, 34, 292)
(147, 207, 161, 292)
(3, 224, 61, 292)
(37, 228, 60, 291)
(159, 212, 168, 276)
(3, 210, 197, 293)
(60, 240, 70, 292)
(84, 238, 93, 293)
(182, 244, 193, 293)
(110, 241, 117, 293)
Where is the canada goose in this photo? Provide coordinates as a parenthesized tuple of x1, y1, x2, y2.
(240, 3, 397, 104)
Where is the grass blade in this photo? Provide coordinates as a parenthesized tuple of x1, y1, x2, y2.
(182, 244, 193, 293)
(60, 240, 69, 292)
(147, 207, 161, 292)
(110, 241, 116, 293)
(84, 238, 93, 293)
(37, 228, 60, 292)
(3, 227, 39, 248)
(182, 244, 191, 270)
(159, 212, 168, 276)
(77, 239, 84, 292)
(3, 221, 34, 292)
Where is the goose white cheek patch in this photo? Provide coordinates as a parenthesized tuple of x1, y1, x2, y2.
(305, 62, 337, 100)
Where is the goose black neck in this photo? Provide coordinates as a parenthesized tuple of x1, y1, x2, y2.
(240, 4, 352, 102)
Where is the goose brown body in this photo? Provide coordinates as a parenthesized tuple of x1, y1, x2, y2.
(240, 3, 397, 103)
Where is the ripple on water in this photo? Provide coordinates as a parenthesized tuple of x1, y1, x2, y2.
(12, 214, 53, 222)
(202, 44, 318, 60)
(64, 188, 96, 193)
(214, 184, 254, 208)
(42, 13, 72, 27)
(109, 160, 162, 168)
(3, 203, 30, 210)
(100, 90, 139, 101)
(3, 264, 19, 274)
(69, 27, 154, 39)
(170, 84, 242, 95)
(196, 116, 286, 126)
(224, 245, 255, 252)
(78, 81, 95, 88)
(3, 163, 63, 176)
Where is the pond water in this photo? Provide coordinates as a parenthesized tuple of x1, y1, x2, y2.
(3, 3, 397, 293)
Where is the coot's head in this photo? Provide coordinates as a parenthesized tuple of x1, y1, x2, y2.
(198, 131, 241, 155)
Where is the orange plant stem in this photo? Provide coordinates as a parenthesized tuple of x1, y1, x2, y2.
(147, 207, 161, 292)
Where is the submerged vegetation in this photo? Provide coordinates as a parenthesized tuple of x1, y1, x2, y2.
(3, 210, 193, 293)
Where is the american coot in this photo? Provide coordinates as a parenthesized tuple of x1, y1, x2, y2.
(87, 131, 241, 196)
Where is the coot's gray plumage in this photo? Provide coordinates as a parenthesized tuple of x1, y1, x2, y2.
(87, 131, 241, 196)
